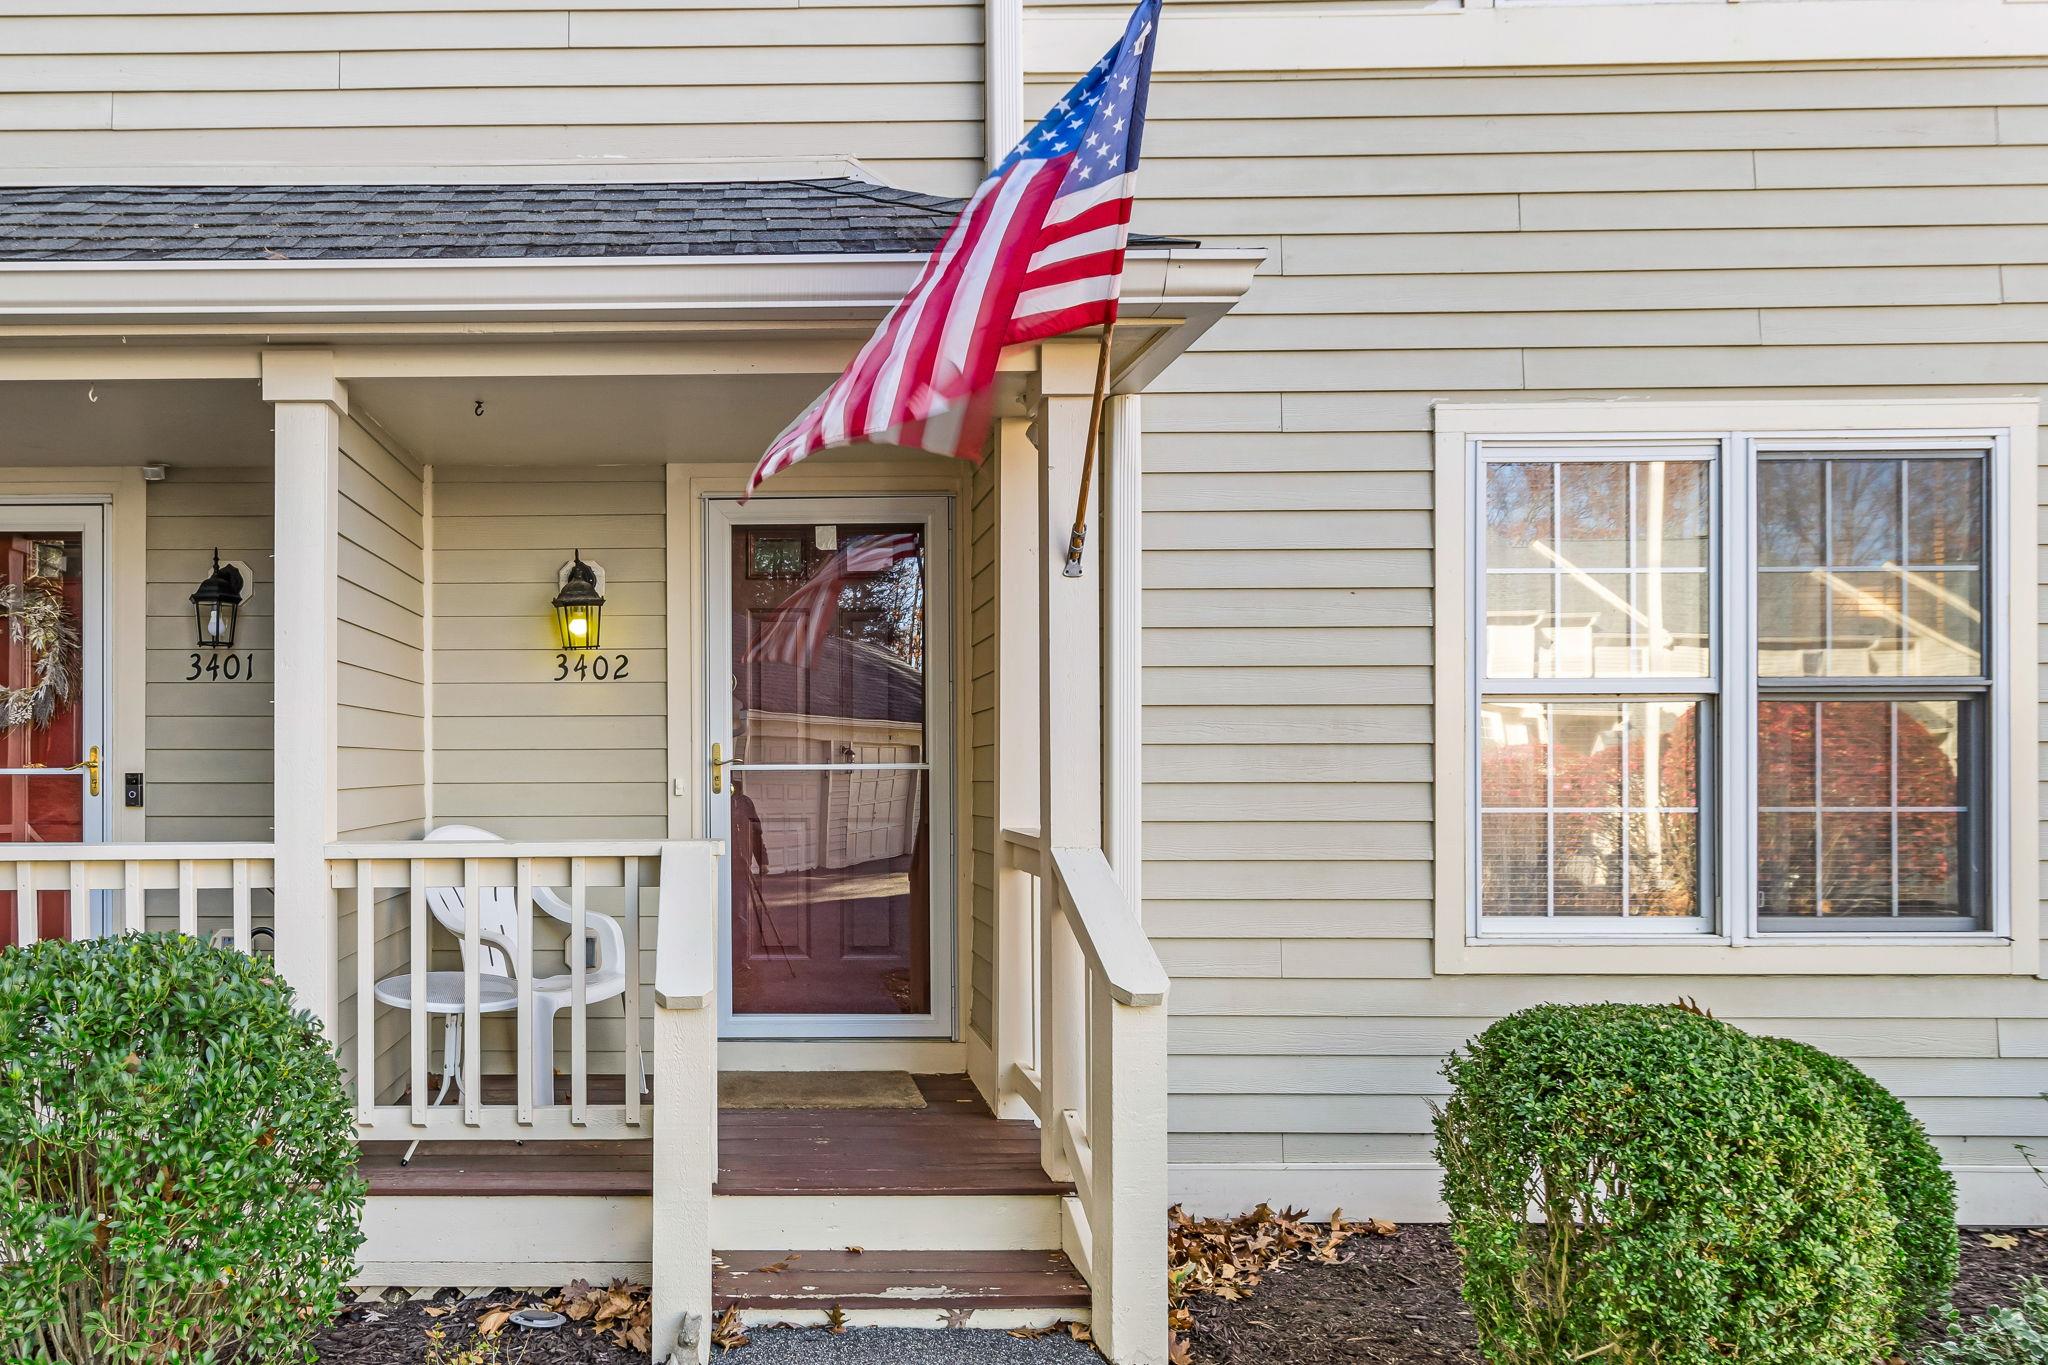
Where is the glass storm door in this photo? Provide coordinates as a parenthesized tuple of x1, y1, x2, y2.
(0, 508, 107, 948)
(707, 497, 953, 1038)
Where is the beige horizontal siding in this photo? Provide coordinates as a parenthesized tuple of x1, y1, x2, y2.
(1025, 54, 2048, 1192)
(429, 464, 666, 841)
(145, 467, 274, 843)
(0, 3, 984, 194)
(336, 416, 426, 842)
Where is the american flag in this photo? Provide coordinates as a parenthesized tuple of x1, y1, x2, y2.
(746, 0, 1161, 498)
(745, 531, 922, 667)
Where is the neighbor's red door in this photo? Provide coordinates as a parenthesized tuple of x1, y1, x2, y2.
(0, 526, 96, 948)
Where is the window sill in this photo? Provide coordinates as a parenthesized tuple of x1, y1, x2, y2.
(1436, 933, 2036, 976)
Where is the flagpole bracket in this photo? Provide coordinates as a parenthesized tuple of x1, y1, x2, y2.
(1063, 524, 1088, 577)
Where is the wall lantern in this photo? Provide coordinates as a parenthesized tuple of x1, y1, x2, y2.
(552, 552, 606, 650)
(189, 549, 245, 649)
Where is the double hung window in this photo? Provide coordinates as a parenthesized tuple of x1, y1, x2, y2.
(1468, 428, 2002, 943)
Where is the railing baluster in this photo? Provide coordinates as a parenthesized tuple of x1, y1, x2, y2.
(623, 855, 643, 1127)
(67, 861, 88, 941)
(122, 860, 143, 933)
(515, 856, 535, 1125)
(232, 859, 252, 952)
(408, 860, 428, 1128)
(14, 862, 34, 946)
(176, 859, 197, 937)
(355, 863, 375, 1126)
(462, 858, 481, 1127)
(570, 856, 588, 1126)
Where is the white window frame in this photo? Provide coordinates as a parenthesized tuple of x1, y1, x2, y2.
(1433, 398, 2041, 976)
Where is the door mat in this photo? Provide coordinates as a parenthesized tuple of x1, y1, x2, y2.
(718, 1070, 927, 1110)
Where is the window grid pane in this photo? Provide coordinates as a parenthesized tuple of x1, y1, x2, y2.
(1479, 699, 1705, 922)
(1757, 454, 1985, 681)
(1484, 457, 1712, 681)
(1755, 698, 1983, 925)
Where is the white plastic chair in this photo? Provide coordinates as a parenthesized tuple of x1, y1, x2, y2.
(420, 824, 644, 1112)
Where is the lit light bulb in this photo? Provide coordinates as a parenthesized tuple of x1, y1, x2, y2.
(568, 616, 588, 640)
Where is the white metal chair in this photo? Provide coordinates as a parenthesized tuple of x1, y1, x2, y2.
(419, 824, 644, 1112)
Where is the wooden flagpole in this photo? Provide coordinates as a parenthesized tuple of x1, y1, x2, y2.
(1062, 320, 1116, 578)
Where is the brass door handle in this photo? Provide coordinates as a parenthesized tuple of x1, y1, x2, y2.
(68, 745, 100, 797)
(710, 742, 730, 795)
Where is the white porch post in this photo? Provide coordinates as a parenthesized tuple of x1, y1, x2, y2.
(1104, 394, 1143, 914)
(651, 841, 719, 1365)
(992, 414, 1042, 1119)
(1035, 343, 1101, 1187)
(1036, 344, 1169, 1365)
(264, 349, 344, 1032)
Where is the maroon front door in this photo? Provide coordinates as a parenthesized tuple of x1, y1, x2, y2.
(722, 518, 934, 1022)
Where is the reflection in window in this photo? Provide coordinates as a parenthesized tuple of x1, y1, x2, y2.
(1756, 697, 1984, 925)
(1757, 456, 1982, 679)
(1485, 458, 1711, 679)
(1479, 700, 1703, 922)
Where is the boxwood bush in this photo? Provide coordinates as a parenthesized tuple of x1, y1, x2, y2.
(1434, 1003, 1899, 1365)
(1764, 1035, 1958, 1339)
(0, 933, 365, 1364)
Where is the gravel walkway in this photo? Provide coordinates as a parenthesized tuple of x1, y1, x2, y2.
(714, 1326, 1101, 1362)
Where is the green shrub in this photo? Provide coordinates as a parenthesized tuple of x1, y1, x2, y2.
(0, 933, 365, 1364)
(1764, 1035, 1959, 1338)
(1433, 1002, 1899, 1365)
(1921, 1278, 2048, 1364)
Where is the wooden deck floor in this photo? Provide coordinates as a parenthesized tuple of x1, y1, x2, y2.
(712, 1248, 1090, 1313)
(358, 1074, 1068, 1199)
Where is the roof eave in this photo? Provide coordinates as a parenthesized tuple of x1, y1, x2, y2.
(0, 247, 1263, 351)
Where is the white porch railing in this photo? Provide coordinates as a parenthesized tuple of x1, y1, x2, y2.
(999, 826, 1170, 1360)
(328, 839, 720, 1143)
(0, 843, 276, 950)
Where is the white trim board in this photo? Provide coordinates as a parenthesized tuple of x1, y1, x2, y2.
(1169, 1162, 2048, 1228)
(1431, 396, 2043, 977)
(1026, 0, 2048, 76)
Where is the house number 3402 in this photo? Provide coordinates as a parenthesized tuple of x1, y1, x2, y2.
(187, 652, 256, 681)
(555, 653, 630, 681)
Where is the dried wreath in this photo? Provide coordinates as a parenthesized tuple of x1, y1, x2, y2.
(0, 549, 80, 731)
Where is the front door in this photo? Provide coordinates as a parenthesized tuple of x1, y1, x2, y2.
(0, 506, 108, 947)
(706, 496, 953, 1038)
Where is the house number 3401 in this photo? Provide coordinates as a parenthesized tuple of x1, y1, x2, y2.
(187, 652, 256, 681)
(555, 653, 630, 681)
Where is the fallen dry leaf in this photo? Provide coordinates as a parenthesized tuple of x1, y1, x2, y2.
(1167, 1202, 1392, 1323)
(475, 1306, 513, 1336)
(1981, 1232, 2022, 1250)
(825, 1304, 849, 1335)
(711, 1304, 750, 1353)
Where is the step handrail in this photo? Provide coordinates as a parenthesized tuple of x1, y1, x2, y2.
(1048, 845, 1168, 1007)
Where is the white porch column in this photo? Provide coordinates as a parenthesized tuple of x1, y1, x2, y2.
(1035, 342, 1101, 1187)
(992, 414, 1043, 1119)
(1103, 394, 1143, 915)
(1036, 341, 1104, 852)
(264, 349, 344, 1032)
(1036, 350, 1169, 1365)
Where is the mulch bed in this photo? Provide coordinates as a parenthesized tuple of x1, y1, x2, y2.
(314, 1291, 648, 1364)
(1181, 1225, 2048, 1365)
(309, 1226, 2048, 1364)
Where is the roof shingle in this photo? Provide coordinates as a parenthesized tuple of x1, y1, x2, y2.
(0, 179, 1191, 262)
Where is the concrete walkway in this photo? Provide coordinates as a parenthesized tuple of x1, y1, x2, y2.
(716, 1326, 1102, 1362)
